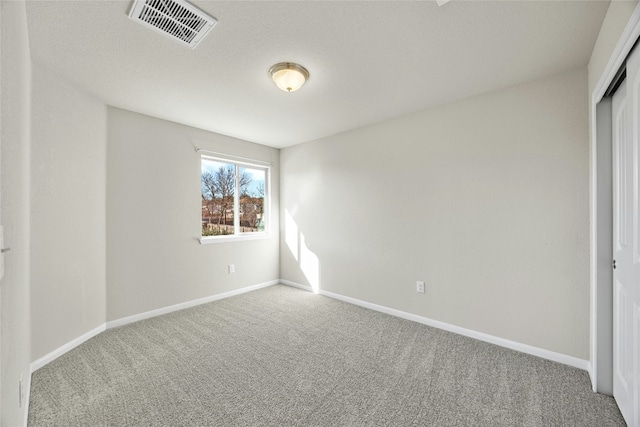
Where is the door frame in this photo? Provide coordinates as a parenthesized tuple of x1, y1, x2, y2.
(591, 3, 640, 394)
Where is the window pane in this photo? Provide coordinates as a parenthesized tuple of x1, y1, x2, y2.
(238, 166, 266, 233)
(201, 159, 236, 236)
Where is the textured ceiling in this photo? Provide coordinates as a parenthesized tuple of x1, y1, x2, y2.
(25, 0, 609, 148)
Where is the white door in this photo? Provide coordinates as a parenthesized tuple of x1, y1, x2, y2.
(612, 45, 640, 427)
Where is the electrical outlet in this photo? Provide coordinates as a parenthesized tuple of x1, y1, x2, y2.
(228, 264, 235, 274)
(416, 281, 425, 293)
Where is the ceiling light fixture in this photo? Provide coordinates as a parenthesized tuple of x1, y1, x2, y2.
(269, 62, 309, 92)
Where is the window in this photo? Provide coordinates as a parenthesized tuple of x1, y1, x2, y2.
(200, 155, 269, 242)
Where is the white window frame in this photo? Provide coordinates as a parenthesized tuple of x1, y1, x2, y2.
(199, 154, 271, 244)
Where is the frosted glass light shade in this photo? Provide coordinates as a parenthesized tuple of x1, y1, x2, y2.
(269, 63, 309, 92)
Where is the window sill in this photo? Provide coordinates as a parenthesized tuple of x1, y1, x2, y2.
(199, 233, 271, 245)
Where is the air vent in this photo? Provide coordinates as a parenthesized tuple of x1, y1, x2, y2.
(129, 0, 217, 49)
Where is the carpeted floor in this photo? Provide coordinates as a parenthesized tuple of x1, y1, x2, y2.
(28, 284, 624, 426)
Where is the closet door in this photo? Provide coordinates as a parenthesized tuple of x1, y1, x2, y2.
(612, 44, 640, 427)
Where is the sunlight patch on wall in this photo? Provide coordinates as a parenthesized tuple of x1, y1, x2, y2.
(285, 210, 299, 262)
(300, 233, 320, 294)
(285, 209, 320, 293)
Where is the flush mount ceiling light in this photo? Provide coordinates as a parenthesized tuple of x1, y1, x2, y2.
(269, 62, 309, 92)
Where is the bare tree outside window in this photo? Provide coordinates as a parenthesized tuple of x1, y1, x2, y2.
(201, 158, 267, 237)
(239, 166, 265, 233)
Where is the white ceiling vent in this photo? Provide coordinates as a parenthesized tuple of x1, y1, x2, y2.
(129, 0, 217, 49)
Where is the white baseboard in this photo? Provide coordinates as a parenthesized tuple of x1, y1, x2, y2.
(280, 279, 312, 292)
(30, 323, 106, 373)
(28, 278, 589, 387)
(280, 280, 589, 371)
(105, 279, 280, 329)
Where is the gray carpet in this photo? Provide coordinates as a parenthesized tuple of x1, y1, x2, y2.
(28, 284, 624, 426)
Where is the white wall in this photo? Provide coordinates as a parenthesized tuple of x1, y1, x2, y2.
(281, 68, 590, 360)
(29, 64, 107, 362)
(106, 108, 280, 321)
(1, 1, 32, 425)
(588, 0, 639, 95)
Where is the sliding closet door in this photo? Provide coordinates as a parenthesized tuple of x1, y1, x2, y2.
(612, 44, 640, 427)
